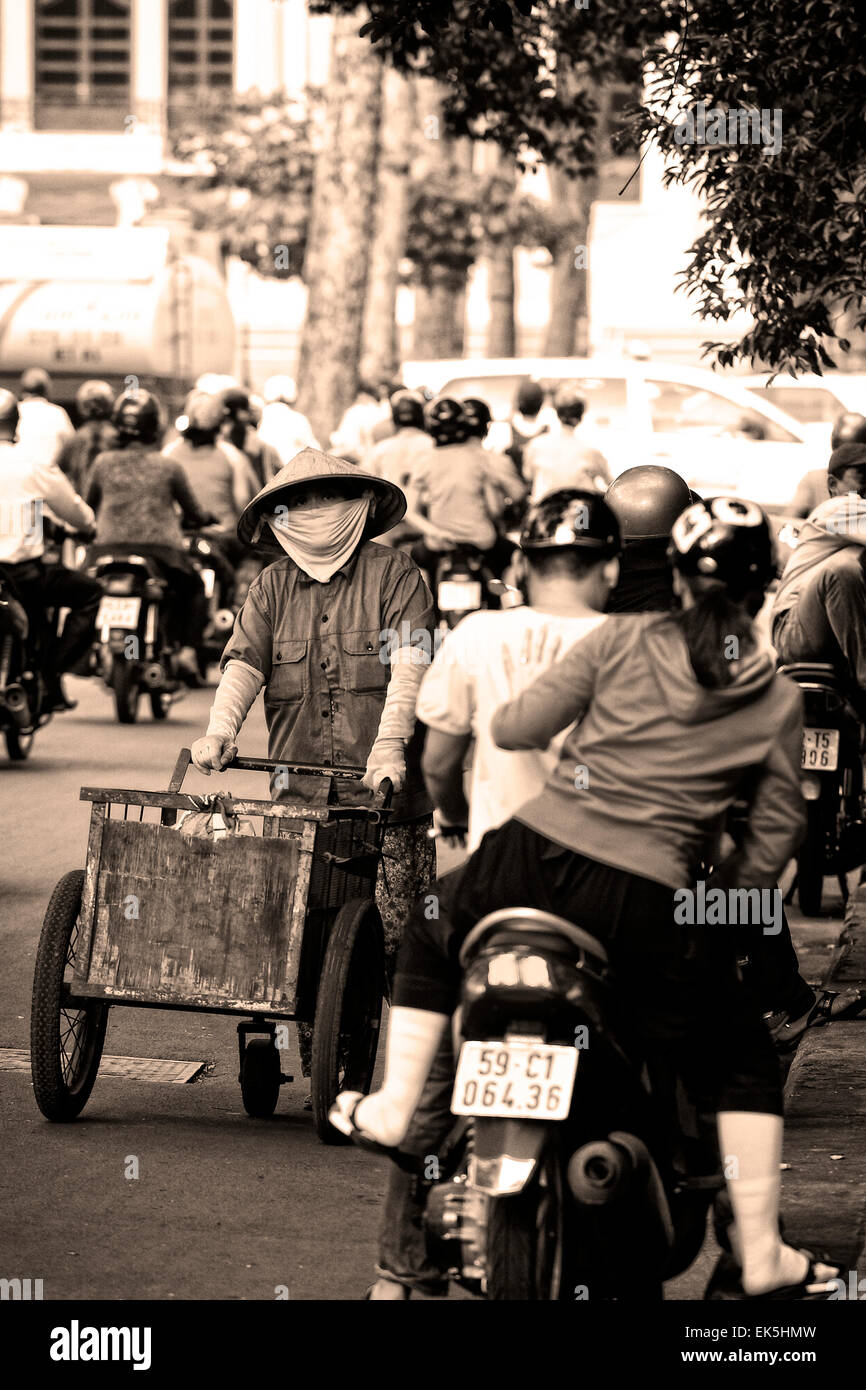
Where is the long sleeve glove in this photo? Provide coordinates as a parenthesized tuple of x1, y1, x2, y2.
(362, 643, 430, 794)
(191, 659, 264, 773)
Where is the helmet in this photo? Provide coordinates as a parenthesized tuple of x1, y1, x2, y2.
(111, 388, 161, 446)
(390, 389, 426, 430)
(0, 389, 20, 433)
(75, 379, 114, 420)
(461, 397, 493, 438)
(220, 386, 251, 419)
(520, 488, 621, 557)
(515, 380, 544, 416)
(668, 496, 776, 602)
(424, 396, 468, 445)
(195, 373, 237, 396)
(553, 384, 586, 424)
(606, 466, 693, 541)
(20, 367, 51, 398)
(263, 375, 297, 406)
(183, 392, 225, 434)
(831, 411, 866, 450)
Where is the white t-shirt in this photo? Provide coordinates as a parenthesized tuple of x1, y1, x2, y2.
(416, 605, 607, 851)
(524, 427, 611, 503)
(16, 397, 74, 468)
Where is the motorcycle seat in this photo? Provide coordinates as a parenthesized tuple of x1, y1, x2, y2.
(778, 662, 846, 689)
(459, 907, 609, 969)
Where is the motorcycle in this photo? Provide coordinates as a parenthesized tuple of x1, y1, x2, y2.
(423, 907, 728, 1300)
(90, 551, 181, 724)
(434, 546, 523, 630)
(182, 530, 237, 675)
(778, 662, 866, 916)
(0, 574, 48, 761)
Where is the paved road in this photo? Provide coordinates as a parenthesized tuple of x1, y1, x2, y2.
(0, 674, 843, 1301)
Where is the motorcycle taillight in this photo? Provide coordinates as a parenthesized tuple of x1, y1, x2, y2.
(104, 575, 135, 595)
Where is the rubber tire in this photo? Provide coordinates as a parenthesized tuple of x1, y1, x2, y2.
(240, 1036, 281, 1118)
(31, 869, 108, 1121)
(797, 804, 826, 917)
(149, 689, 169, 721)
(487, 1146, 566, 1300)
(111, 655, 140, 724)
(5, 726, 34, 760)
(311, 899, 384, 1145)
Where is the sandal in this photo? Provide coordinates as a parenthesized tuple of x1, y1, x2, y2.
(705, 1249, 844, 1301)
(765, 987, 865, 1051)
(328, 1094, 421, 1174)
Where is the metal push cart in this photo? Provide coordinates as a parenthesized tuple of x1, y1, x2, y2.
(30, 750, 392, 1143)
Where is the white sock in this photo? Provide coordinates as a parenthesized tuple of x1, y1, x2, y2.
(717, 1111, 809, 1293)
(353, 1007, 448, 1147)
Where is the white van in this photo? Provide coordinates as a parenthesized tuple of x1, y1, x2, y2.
(401, 357, 825, 509)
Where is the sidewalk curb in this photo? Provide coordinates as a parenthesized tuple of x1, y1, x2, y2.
(782, 913, 866, 1276)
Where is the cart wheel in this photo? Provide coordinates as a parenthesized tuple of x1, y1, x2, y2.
(31, 869, 108, 1122)
(311, 899, 384, 1145)
(240, 1036, 281, 1118)
(111, 655, 140, 724)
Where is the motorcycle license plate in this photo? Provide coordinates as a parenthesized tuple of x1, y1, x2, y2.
(97, 596, 141, 631)
(451, 1041, 578, 1121)
(801, 728, 839, 771)
(438, 579, 482, 613)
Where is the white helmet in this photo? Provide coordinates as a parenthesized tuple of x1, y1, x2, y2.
(263, 374, 297, 406)
(195, 373, 237, 395)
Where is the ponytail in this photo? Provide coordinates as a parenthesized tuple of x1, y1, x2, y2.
(676, 583, 756, 688)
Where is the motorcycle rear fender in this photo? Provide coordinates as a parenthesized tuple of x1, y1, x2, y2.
(468, 1118, 555, 1195)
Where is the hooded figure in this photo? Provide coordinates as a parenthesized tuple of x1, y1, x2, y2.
(191, 449, 438, 1053)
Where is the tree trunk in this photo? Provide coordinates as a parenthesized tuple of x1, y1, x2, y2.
(410, 78, 469, 360)
(543, 163, 596, 357)
(484, 147, 517, 357)
(296, 12, 383, 445)
(359, 66, 412, 384)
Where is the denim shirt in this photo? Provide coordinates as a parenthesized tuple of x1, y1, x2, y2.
(221, 540, 435, 821)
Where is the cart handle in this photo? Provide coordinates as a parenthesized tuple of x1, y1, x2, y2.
(168, 750, 393, 809)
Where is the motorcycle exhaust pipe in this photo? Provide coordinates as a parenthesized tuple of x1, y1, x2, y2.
(142, 662, 165, 689)
(213, 608, 235, 632)
(0, 682, 32, 728)
(567, 1140, 637, 1205)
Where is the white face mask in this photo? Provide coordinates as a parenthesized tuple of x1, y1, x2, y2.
(265, 496, 371, 581)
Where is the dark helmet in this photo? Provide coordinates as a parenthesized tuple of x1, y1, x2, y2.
(0, 389, 20, 433)
(515, 380, 544, 416)
(220, 386, 251, 419)
(75, 379, 114, 420)
(520, 488, 621, 558)
(830, 411, 866, 450)
(668, 496, 776, 602)
(111, 388, 161, 446)
(390, 389, 426, 430)
(461, 397, 493, 438)
(425, 395, 468, 445)
(553, 384, 586, 424)
(606, 465, 693, 541)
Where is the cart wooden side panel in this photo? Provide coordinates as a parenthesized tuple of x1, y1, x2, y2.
(72, 818, 314, 1014)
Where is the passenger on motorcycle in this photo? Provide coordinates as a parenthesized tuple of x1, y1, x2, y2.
(85, 390, 216, 684)
(336, 496, 842, 1300)
(16, 368, 74, 468)
(219, 386, 282, 489)
(405, 397, 524, 582)
(189, 447, 438, 1018)
(365, 489, 622, 1299)
(772, 442, 866, 701)
(257, 376, 320, 465)
(0, 389, 99, 712)
(523, 385, 611, 504)
(487, 379, 559, 468)
(787, 412, 866, 518)
(461, 395, 528, 529)
(605, 465, 692, 614)
(56, 380, 117, 496)
(364, 390, 435, 546)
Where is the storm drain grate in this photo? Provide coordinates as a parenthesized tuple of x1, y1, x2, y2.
(0, 1049, 206, 1083)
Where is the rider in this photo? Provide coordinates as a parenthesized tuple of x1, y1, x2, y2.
(487, 379, 558, 470)
(364, 489, 622, 1300)
(335, 495, 843, 1300)
(405, 397, 522, 582)
(56, 380, 116, 496)
(461, 395, 528, 528)
(364, 390, 435, 545)
(605, 464, 692, 613)
(772, 441, 866, 696)
(788, 412, 866, 518)
(523, 384, 611, 504)
(15, 368, 74, 467)
(85, 390, 216, 683)
(0, 389, 99, 711)
(219, 386, 282, 489)
(257, 376, 320, 465)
